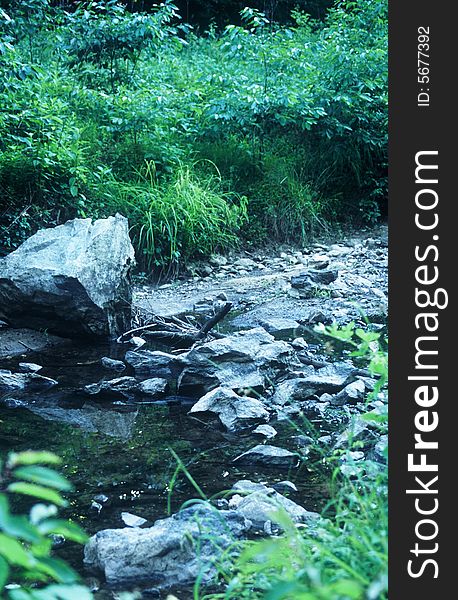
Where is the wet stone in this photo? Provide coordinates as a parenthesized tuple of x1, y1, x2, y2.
(233, 444, 299, 468)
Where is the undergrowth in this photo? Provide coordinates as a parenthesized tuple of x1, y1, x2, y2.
(0, 0, 387, 271)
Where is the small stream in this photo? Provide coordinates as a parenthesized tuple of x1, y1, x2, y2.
(0, 334, 331, 592)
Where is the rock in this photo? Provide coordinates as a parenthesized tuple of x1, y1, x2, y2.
(84, 376, 138, 400)
(297, 362, 356, 394)
(309, 254, 330, 269)
(272, 480, 298, 494)
(178, 328, 293, 395)
(333, 415, 374, 449)
(0, 215, 135, 338)
(289, 273, 317, 297)
(125, 350, 183, 378)
(308, 269, 339, 285)
(189, 387, 269, 432)
(271, 375, 319, 407)
(371, 434, 388, 464)
(290, 269, 338, 291)
(100, 357, 126, 372)
(84, 504, 249, 587)
(0, 328, 69, 359)
(137, 378, 169, 398)
(209, 254, 228, 267)
(233, 445, 299, 468)
(27, 401, 138, 440)
(259, 317, 302, 338)
(235, 257, 257, 269)
(129, 336, 146, 349)
(230, 480, 318, 530)
(0, 370, 58, 394)
(340, 451, 365, 463)
(18, 362, 43, 373)
(121, 512, 147, 528)
(179, 362, 265, 396)
(330, 379, 366, 406)
(252, 424, 277, 439)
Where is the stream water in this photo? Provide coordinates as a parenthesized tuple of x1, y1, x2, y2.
(0, 335, 330, 592)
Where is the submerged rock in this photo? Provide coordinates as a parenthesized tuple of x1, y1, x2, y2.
(233, 444, 299, 468)
(84, 377, 139, 400)
(188, 387, 269, 432)
(101, 357, 126, 372)
(125, 350, 183, 378)
(0, 369, 58, 394)
(84, 504, 249, 587)
(0, 214, 135, 338)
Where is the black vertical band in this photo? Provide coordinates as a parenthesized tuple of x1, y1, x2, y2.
(389, 1, 455, 596)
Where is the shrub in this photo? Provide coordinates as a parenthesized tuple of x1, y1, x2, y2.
(0, 450, 92, 600)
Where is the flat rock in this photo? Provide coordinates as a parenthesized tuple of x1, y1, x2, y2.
(233, 444, 299, 468)
(259, 317, 302, 338)
(0, 214, 135, 338)
(252, 424, 277, 439)
(0, 328, 69, 359)
(18, 362, 43, 373)
(84, 376, 138, 400)
(125, 350, 183, 378)
(121, 512, 147, 528)
(101, 357, 126, 372)
(0, 369, 58, 394)
(137, 378, 169, 398)
(188, 387, 269, 432)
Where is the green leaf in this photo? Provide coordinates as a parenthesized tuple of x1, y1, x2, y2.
(0, 512, 41, 544)
(35, 557, 79, 584)
(26, 584, 93, 600)
(7, 483, 68, 507)
(37, 519, 88, 544)
(0, 555, 9, 589)
(13, 466, 73, 492)
(0, 533, 35, 568)
(8, 452, 62, 468)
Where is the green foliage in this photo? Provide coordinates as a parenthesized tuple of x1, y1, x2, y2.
(0, 0, 387, 268)
(64, 1, 182, 91)
(315, 320, 388, 402)
(0, 451, 91, 600)
(93, 161, 247, 274)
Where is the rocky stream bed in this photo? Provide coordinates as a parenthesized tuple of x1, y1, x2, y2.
(0, 217, 388, 599)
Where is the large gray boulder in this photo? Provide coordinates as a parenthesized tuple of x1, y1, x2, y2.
(84, 504, 249, 588)
(0, 214, 135, 338)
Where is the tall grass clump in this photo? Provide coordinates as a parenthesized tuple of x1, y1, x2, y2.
(96, 162, 248, 275)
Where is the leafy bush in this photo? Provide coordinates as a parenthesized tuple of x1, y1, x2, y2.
(0, 450, 92, 599)
(0, 0, 387, 264)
